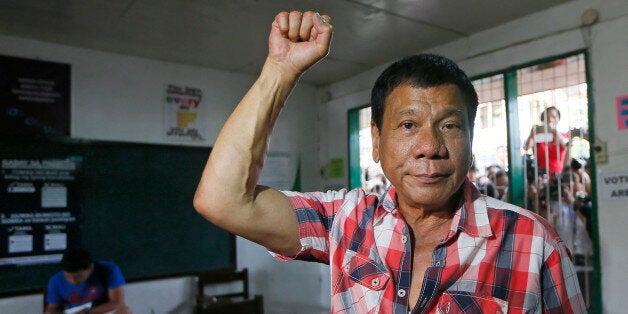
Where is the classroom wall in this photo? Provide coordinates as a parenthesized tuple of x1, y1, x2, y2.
(317, 0, 628, 312)
(0, 34, 327, 313)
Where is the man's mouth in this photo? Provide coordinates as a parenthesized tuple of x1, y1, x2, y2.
(411, 173, 449, 184)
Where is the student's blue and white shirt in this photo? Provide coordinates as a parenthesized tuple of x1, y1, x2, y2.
(47, 261, 125, 308)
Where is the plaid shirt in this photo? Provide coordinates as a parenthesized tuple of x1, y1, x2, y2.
(274, 179, 585, 313)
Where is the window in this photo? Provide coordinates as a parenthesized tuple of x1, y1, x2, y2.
(472, 74, 507, 180)
(348, 106, 387, 193)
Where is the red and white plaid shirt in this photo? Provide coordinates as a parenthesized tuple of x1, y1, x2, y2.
(274, 179, 585, 313)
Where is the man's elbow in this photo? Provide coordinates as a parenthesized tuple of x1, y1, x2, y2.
(193, 190, 211, 217)
(193, 190, 227, 225)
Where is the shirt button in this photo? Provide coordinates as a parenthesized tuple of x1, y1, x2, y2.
(344, 264, 350, 272)
(397, 289, 406, 297)
(371, 278, 380, 287)
(401, 235, 408, 243)
(435, 261, 441, 266)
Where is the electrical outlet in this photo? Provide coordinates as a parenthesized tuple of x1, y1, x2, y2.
(594, 140, 608, 164)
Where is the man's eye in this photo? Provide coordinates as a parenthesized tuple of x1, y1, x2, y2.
(402, 122, 414, 129)
(443, 123, 459, 130)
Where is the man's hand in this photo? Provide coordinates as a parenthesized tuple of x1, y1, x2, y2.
(267, 11, 333, 76)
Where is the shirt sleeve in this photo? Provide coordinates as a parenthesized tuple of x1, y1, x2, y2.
(270, 189, 353, 264)
(541, 241, 586, 313)
(105, 262, 126, 289)
(46, 273, 62, 305)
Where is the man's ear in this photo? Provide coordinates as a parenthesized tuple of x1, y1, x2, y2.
(371, 121, 380, 163)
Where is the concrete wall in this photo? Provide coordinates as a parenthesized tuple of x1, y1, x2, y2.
(317, 0, 627, 312)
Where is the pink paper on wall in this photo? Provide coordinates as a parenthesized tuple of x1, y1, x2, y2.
(617, 94, 628, 131)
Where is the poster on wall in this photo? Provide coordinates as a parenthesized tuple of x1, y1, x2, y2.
(258, 152, 298, 190)
(164, 84, 206, 141)
(0, 55, 71, 139)
(0, 157, 81, 267)
(617, 94, 628, 131)
(598, 170, 628, 202)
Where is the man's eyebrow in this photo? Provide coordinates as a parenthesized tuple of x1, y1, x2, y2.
(397, 109, 416, 117)
(441, 108, 466, 118)
(395, 108, 465, 118)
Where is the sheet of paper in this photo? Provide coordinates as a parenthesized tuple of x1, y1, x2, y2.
(258, 152, 297, 190)
(64, 302, 92, 314)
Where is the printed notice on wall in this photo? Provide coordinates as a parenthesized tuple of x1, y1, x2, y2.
(258, 152, 298, 190)
(329, 158, 345, 179)
(598, 170, 628, 202)
(0, 55, 71, 139)
(0, 158, 81, 267)
(164, 84, 206, 141)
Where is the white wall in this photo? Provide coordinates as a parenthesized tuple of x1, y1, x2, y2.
(0, 34, 326, 313)
(317, 0, 628, 312)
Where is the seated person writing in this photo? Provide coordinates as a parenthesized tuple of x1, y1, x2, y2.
(44, 249, 132, 314)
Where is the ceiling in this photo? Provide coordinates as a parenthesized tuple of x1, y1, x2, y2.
(0, 0, 573, 86)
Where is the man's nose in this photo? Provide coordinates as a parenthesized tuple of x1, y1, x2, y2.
(413, 127, 446, 158)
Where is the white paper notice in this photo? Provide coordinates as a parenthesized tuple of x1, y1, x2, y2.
(258, 153, 297, 190)
(598, 170, 628, 202)
(9, 234, 33, 253)
(41, 183, 67, 208)
(45, 233, 67, 251)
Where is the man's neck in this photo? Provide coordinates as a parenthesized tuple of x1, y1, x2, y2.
(397, 190, 462, 228)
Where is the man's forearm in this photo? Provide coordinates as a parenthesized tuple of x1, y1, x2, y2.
(194, 60, 299, 232)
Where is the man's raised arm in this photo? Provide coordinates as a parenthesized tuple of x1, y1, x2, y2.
(193, 11, 332, 256)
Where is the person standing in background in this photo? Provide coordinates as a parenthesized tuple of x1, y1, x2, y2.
(525, 106, 569, 177)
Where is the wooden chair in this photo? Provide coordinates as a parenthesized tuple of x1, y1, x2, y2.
(195, 268, 263, 314)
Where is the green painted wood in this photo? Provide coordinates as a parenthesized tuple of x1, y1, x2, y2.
(348, 108, 362, 189)
(504, 71, 525, 208)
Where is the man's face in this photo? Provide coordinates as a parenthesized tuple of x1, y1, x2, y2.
(371, 83, 472, 211)
(545, 109, 560, 130)
(63, 264, 93, 285)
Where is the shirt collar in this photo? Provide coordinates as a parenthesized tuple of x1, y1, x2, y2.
(381, 185, 398, 212)
(452, 178, 494, 238)
(374, 178, 494, 238)
(371, 185, 398, 226)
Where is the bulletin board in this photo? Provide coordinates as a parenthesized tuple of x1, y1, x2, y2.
(0, 139, 235, 295)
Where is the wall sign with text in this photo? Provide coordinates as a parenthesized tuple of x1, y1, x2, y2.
(164, 84, 206, 141)
(0, 157, 82, 267)
(599, 170, 628, 201)
(0, 55, 71, 139)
